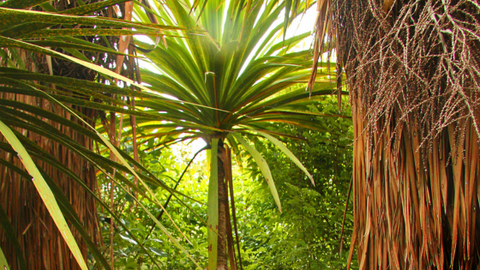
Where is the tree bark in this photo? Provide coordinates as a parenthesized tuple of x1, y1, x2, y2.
(216, 141, 228, 270)
(0, 102, 100, 270)
(332, 0, 480, 268)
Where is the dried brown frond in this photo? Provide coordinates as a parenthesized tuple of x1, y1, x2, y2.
(0, 0, 139, 268)
(311, 0, 480, 268)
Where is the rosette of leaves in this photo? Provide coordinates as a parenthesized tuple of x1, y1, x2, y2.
(115, 0, 348, 269)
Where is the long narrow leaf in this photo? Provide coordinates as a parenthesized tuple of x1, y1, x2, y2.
(253, 129, 314, 186)
(232, 133, 282, 212)
(18, 75, 200, 267)
(0, 145, 165, 270)
(38, 170, 112, 270)
(0, 7, 179, 31)
(0, 120, 88, 270)
(0, 245, 9, 270)
(0, 134, 168, 270)
(0, 204, 27, 270)
(0, 0, 49, 9)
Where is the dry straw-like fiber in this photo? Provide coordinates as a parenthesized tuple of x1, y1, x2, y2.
(312, 0, 480, 268)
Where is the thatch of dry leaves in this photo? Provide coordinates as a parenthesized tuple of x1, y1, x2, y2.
(312, 0, 480, 268)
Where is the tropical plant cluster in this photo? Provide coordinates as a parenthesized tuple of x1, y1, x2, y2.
(98, 98, 357, 269)
(237, 97, 356, 269)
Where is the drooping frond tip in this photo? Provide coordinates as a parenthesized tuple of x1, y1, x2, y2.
(307, 0, 343, 111)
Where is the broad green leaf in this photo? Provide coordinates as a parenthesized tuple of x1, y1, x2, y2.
(19, 79, 200, 268)
(6, 144, 163, 270)
(232, 133, 282, 212)
(43, 178, 112, 269)
(0, 0, 49, 9)
(60, 0, 130, 15)
(0, 120, 88, 270)
(254, 130, 315, 186)
(25, 39, 127, 55)
(0, 245, 9, 270)
(22, 28, 168, 39)
(0, 204, 27, 270)
(101, 168, 200, 269)
(0, 36, 150, 92)
(0, 7, 178, 31)
(207, 138, 219, 270)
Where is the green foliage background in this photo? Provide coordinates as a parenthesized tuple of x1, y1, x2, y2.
(98, 96, 357, 269)
(0, 0, 357, 268)
(238, 96, 356, 270)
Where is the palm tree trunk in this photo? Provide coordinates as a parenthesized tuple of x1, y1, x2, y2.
(333, 1, 480, 268)
(349, 99, 480, 269)
(217, 141, 228, 270)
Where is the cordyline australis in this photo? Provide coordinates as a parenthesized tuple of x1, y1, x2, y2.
(1, 0, 340, 269)
(130, 0, 339, 269)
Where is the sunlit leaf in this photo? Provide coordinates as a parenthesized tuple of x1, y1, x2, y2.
(0, 245, 9, 270)
(253, 129, 315, 186)
(0, 120, 88, 270)
(232, 133, 282, 212)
